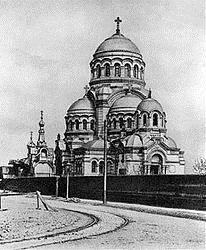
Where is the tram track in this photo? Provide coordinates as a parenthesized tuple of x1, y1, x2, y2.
(2, 206, 130, 249)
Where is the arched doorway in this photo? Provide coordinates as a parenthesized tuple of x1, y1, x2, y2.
(150, 154, 163, 175)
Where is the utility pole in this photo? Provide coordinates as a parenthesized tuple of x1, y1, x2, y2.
(103, 119, 107, 205)
(66, 164, 70, 200)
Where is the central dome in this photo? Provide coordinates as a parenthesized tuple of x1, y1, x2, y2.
(95, 33, 141, 55)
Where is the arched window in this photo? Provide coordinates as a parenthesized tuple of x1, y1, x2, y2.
(153, 113, 158, 126)
(91, 68, 95, 78)
(125, 64, 131, 77)
(105, 63, 110, 77)
(119, 117, 124, 129)
(114, 63, 121, 77)
(143, 114, 147, 126)
(136, 116, 139, 128)
(41, 149, 47, 158)
(107, 160, 113, 175)
(140, 67, 144, 80)
(83, 119, 87, 130)
(91, 161, 97, 173)
(127, 117, 132, 129)
(113, 118, 117, 129)
(96, 65, 101, 78)
(75, 119, 79, 130)
(68, 120, 73, 131)
(91, 120, 95, 131)
(99, 161, 104, 174)
(133, 65, 138, 78)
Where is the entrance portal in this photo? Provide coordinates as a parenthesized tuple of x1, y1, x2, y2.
(150, 164, 159, 175)
(150, 154, 163, 175)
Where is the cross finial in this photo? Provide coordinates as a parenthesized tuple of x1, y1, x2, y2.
(84, 85, 89, 95)
(30, 131, 33, 140)
(115, 17, 122, 34)
(128, 82, 132, 92)
(40, 110, 43, 120)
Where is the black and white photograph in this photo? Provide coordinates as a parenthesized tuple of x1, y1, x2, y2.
(0, 0, 205, 249)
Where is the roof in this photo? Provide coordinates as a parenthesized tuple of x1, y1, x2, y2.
(125, 134, 143, 147)
(67, 95, 95, 115)
(95, 33, 141, 55)
(137, 98, 164, 113)
(83, 139, 109, 150)
(110, 94, 142, 114)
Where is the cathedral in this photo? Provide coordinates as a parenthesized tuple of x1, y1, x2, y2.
(55, 18, 185, 176)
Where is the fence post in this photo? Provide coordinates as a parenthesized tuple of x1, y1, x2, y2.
(36, 191, 40, 209)
(56, 176, 60, 197)
(0, 195, 1, 210)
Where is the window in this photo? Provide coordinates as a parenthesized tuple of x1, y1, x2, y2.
(41, 149, 47, 158)
(91, 120, 95, 131)
(140, 67, 144, 80)
(114, 63, 121, 77)
(96, 65, 101, 78)
(136, 116, 139, 128)
(105, 64, 110, 77)
(143, 114, 147, 126)
(113, 118, 117, 129)
(91, 161, 97, 173)
(127, 117, 132, 129)
(99, 161, 104, 174)
(83, 119, 87, 130)
(75, 119, 79, 130)
(153, 113, 158, 126)
(68, 120, 73, 131)
(119, 117, 124, 128)
(133, 65, 138, 78)
(125, 64, 131, 77)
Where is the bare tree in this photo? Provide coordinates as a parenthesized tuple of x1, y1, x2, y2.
(193, 158, 206, 175)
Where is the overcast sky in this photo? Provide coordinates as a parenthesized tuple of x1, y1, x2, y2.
(0, 0, 204, 173)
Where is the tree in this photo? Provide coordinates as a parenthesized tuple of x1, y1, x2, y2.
(193, 158, 206, 175)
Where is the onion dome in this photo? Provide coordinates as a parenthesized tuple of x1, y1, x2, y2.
(83, 139, 109, 150)
(163, 136, 177, 148)
(125, 134, 143, 147)
(95, 33, 140, 55)
(137, 98, 164, 113)
(110, 94, 142, 114)
(67, 95, 95, 116)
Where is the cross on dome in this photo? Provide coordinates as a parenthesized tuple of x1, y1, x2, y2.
(115, 17, 122, 34)
(40, 110, 44, 120)
(30, 131, 33, 140)
(84, 85, 89, 95)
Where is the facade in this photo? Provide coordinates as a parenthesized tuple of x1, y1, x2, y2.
(57, 18, 185, 176)
(9, 111, 55, 177)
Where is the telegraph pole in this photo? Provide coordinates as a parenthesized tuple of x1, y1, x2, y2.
(103, 119, 107, 205)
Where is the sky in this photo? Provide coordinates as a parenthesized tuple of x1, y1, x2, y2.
(0, 0, 205, 173)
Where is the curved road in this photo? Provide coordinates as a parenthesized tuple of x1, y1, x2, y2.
(1, 195, 205, 249)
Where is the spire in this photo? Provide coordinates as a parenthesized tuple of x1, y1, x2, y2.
(27, 131, 35, 147)
(148, 88, 152, 98)
(114, 17, 122, 34)
(37, 111, 47, 147)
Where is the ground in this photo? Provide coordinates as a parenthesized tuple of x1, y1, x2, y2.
(0, 193, 205, 250)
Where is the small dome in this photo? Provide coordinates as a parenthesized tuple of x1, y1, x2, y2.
(67, 95, 95, 115)
(110, 94, 142, 114)
(137, 98, 163, 113)
(125, 134, 143, 147)
(95, 33, 140, 55)
(83, 139, 109, 150)
(164, 136, 177, 148)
